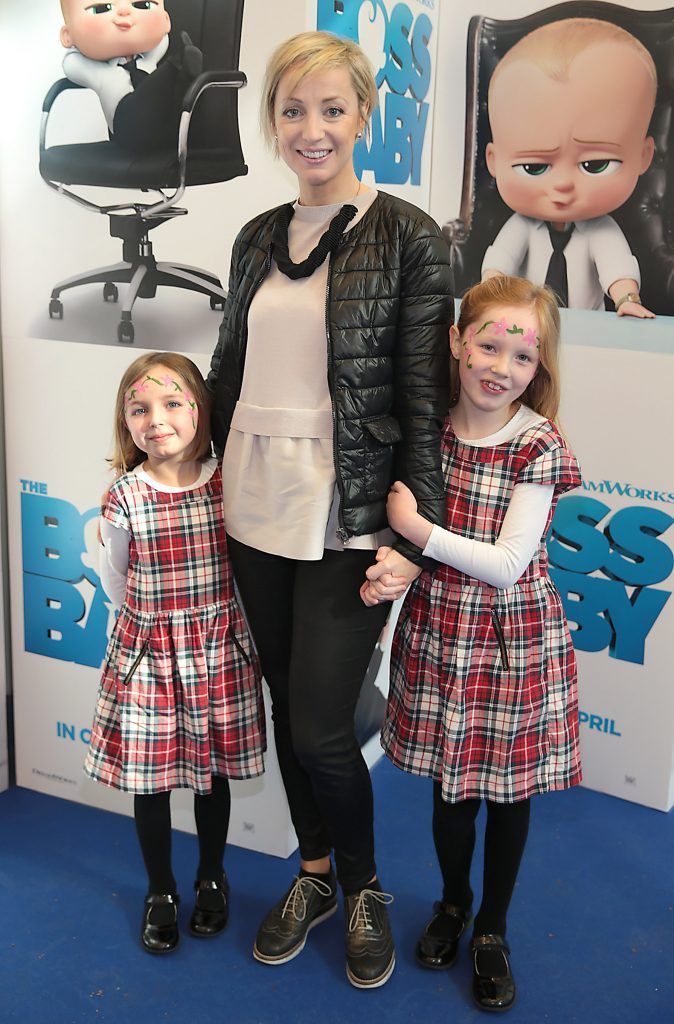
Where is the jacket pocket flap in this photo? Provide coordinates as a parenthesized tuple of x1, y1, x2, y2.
(363, 416, 402, 444)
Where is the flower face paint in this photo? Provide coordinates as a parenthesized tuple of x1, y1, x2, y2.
(450, 304, 541, 424)
(124, 365, 198, 464)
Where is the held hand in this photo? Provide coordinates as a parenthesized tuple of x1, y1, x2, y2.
(616, 300, 655, 319)
(360, 546, 422, 605)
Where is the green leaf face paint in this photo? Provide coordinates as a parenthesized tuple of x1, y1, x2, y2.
(474, 319, 540, 348)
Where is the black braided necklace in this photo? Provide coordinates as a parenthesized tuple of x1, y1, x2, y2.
(271, 200, 359, 280)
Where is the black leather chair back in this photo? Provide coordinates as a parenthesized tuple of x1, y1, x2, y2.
(165, 0, 245, 159)
(445, 2, 674, 313)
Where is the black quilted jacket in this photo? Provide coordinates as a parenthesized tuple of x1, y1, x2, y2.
(207, 190, 453, 564)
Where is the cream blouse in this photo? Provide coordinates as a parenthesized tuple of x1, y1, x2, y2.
(222, 187, 394, 560)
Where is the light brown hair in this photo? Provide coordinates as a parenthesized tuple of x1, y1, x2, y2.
(452, 277, 561, 420)
(489, 18, 657, 112)
(110, 352, 211, 475)
(260, 30, 378, 150)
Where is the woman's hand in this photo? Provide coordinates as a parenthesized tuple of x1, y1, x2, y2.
(387, 481, 433, 549)
(360, 545, 422, 606)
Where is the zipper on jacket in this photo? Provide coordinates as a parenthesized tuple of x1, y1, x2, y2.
(324, 255, 349, 542)
(490, 609, 510, 671)
(122, 639, 149, 687)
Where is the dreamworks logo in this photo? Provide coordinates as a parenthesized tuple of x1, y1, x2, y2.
(582, 480, 674, 504)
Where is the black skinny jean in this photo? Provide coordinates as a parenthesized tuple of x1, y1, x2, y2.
(227, 537, 390, 893)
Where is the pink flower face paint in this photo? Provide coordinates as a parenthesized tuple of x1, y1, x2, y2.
(126, 373, 198, 429)
(474, 319, 541, 348)
(124, 366, 199, 460)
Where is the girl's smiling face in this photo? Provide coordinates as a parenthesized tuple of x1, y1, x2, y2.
(451, 304, 541, 421)
(124, 364, 198, 465)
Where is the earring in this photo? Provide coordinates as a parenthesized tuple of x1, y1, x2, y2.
(355, 131, 363, 139)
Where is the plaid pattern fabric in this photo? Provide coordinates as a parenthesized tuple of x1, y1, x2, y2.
(84, 465, 265, 794)
(382, 417, 582, 803)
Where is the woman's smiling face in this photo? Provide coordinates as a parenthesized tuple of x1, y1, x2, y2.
(273, 65, 365, 204)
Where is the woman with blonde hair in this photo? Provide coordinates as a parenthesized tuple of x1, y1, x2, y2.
(207, 30, 453, 987)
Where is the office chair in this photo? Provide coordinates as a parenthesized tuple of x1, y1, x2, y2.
(443, 2, 674, 314)
(40, 0, 247, 344)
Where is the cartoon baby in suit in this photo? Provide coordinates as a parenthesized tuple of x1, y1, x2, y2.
(482, 18, 657, 317)
(59, 0, 202, 156)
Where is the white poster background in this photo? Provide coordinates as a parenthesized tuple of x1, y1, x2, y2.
(0, 0, 314, 856)
(430, 2, 674, 811)
(555, 322, 674, 812)
(5, 338, 297, 855)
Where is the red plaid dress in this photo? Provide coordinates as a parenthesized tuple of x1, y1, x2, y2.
(84, 464, 265, 794)
(382, 416, 582, 803)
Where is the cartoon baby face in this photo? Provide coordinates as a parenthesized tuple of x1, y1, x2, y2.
(485, 40, 655, 225)
(60, 1, 171, 61)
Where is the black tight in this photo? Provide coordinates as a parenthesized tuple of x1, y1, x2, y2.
(432, 783, 531, 936)
(134, 776, 231, 894)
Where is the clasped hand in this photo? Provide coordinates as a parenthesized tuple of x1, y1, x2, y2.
(359, 479, 428, 606)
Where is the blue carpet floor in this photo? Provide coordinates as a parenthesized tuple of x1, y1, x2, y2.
(1, 760, 672, 1024)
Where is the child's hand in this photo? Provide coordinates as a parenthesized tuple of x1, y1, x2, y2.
(360, 546, 421, 605)
(387, 480, 417, 532)
(387, 481, 433, 549)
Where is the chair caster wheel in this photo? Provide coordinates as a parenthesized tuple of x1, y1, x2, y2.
(118, 320, 135, 344)
(103, 282, 119, 303)
(210, 296, 226, 311)
(49, 298, 63, 319)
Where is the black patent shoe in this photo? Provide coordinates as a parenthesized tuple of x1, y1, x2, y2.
(253, 872, 337, 965)
(416, 901, 472, 970)
(344, 886, 396, 989)
(472, 934, 516, 1012)
(189, 875, 230, 937)
(141, 893, 180, 954)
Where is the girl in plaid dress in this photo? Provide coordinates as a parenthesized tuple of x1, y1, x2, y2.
(85, 353, 265, 955)
(365, 276, 581, 1012)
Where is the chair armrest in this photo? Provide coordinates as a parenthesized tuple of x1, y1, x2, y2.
(42, 77, 84, 113)
(181, 70, 247, 113)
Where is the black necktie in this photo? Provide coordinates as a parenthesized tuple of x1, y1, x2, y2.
(121, 57, 149, 89)
(544, 223, 575, 307)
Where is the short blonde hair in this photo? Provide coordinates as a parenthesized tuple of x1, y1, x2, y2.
(489, 18, 657, 113)
(453, 277, 562, 421)
(110, 352, 212, 475)
(260, 31, 378, 149)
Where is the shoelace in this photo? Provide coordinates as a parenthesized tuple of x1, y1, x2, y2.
(281, 876, 334, 922)
(348, 889, 394, 933)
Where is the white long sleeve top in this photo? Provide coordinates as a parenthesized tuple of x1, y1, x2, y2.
(422, 406, 554, 588)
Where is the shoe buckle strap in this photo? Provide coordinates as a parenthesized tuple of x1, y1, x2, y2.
(348, 888, 394, 933)
(281, 875, 334, 922)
